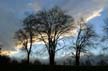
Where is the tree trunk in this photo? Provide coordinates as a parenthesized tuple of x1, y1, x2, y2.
(76, 54, 80, 66)
(27, 28, 32, 64)
(27, 38, 32, 64)
(49, 51, 55, 65)
(27, 52, 30, 64)
(75, 49, 80, 66)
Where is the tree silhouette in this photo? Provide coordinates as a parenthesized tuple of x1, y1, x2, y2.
(24, 7, 74, 65)
(14, 20, 36, 64)
(72, 18, 96, 66)
(22, 14, 36, 63)
(14, 29, 29, 63)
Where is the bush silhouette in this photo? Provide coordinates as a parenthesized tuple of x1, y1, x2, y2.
(0, 55, 11, 64)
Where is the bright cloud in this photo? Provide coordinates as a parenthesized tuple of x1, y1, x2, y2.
(86, 9, 103, 22)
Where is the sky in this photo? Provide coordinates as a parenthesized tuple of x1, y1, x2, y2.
(0, 0, 108, 58)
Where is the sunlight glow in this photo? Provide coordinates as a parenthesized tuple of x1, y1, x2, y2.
(1, 50, 11, 56)
(0, 50, 19, 56)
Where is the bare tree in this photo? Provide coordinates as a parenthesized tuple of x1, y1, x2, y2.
(14, 29, 30, 63)
(23, 14, 37, 63)
(72, 19, 96, 66)
(14, 14, 40, 64)
(24, 7, 74, 65)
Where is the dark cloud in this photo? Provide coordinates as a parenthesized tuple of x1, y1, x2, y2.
(0, 7, 20, 50)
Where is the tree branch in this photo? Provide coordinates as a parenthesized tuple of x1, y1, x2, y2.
(37, 31, 48, 49)
(55, 45, 66, 52)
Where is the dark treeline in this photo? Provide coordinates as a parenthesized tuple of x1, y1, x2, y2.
(1, 6, 108, 66)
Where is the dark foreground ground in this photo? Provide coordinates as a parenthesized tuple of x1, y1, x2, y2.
(0, 64, 108, 71)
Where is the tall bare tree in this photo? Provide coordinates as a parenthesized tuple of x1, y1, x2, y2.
(22, 14, 36, 63)
(72, 19, 96, 66)
(14, 15, 36, 63)
(14, 29, 29, 63)
(25, 7, 74, 65)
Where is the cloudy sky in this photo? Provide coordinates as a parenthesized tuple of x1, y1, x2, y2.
(0, 0, 108, 56)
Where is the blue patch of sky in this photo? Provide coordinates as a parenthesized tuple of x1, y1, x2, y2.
(87, 8, 108, 55)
